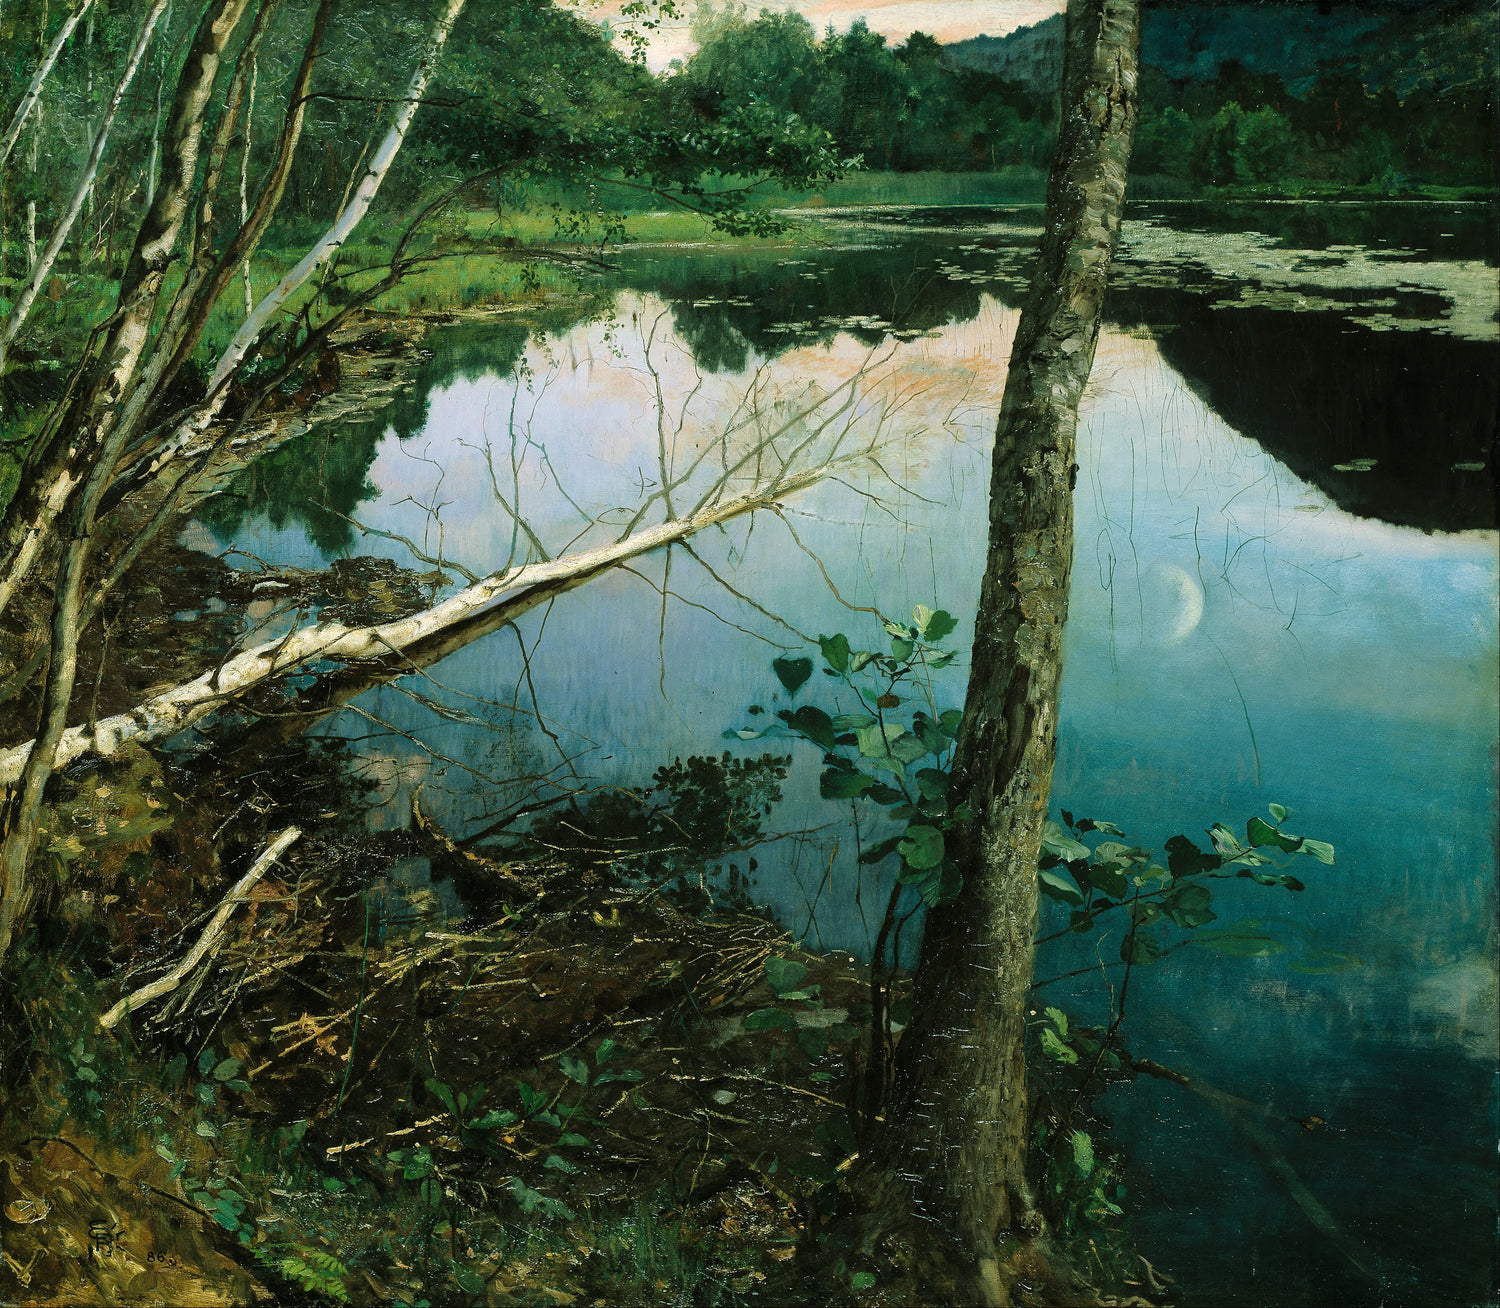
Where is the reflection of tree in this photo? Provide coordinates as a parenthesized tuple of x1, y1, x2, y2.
(622, 241, 1012, 373)
(200, 303, 605, 554)
(382, 304, 600, 441)
(485, 752, 791, 914)
(199, 422, 384, 555)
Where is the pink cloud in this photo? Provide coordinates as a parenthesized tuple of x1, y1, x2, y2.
(586, 0, 1064, 69)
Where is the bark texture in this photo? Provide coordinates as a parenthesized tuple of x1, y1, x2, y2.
(868, 0, 1139, 1297)
(0, 0, 257, 960)
(0, 0, 256, 622)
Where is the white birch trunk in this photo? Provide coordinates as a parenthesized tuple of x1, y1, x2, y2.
(240, 55, 257, 318)
(0, 0, 97, 168)
(0, 459, 848, 787)
(209, 0, 468, 394)
(0, 0, 169, 371)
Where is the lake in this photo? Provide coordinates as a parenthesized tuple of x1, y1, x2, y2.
(195, 201, 1499, 1307)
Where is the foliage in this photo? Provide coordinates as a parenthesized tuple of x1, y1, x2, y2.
(673, 7, 1056, 175)
(1034, 803, 1333, 968)
(735, 603, 966, 913)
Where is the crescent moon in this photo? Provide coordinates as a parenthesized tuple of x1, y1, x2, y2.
(1158, 563, 1205, 644)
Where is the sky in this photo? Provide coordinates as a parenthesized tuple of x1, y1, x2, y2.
(588, 0, 1065, 69)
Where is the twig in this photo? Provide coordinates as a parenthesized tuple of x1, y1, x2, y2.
(99, 827, 301, 1029)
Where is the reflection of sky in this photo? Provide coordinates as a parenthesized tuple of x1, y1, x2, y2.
(203, 287, 1497, 1303)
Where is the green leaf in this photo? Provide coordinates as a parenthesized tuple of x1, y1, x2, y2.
(198, 1048, 217, 1077)
(557, 1133, 590, 1147)
(818, 633, 850, 674)
(559, 1054, 591, 1086)
(1299, 839, 1335, 865)
(1238, 870, 1306, 892)
(743, 1008, 797, 1032)
(1039, 1027, 1078, 1064)
(593, 1068, 646, 1084)
(848, 650, 878, 673)
(1038, 868, 1084, 905)
(851, 1270, 878, 1290)
(914, 719, 950, 756)
(798, 1028, 830, 1059)
(1268, 803, 1289, 823)
(194, 1121, 219, 1138)
(820, 767, 873, 800)
(858, 835, 903, 864)
(425, 1078, 459, 1118)
(783, 705, 835, 751)
(772, 656, 813, 695)
(832, 712, 875, 731)
(913, 869, 945, 908)
(765, 956, 808, 996)
(225, 1080, 253, 1093)
(212, 1058, 243, 1083)
(1070, 1129, 1095, 1178)
(898, 825, 945, 870)
(911, 604, 934, 633)
(454, 1267, 485, 1295)
(1041, 821, 1090, 863)
(544, 1154, 580, 1174)
(924, 609, 958, 642)
(214, 1199, 243, 1231)
(1044, 1007, 1069, 1040)
(1209, 822, 1245, 857)
(1247, 816, 1303, 852)
(938, 709, 963, 737)
(1194, 930, 1287, 958)
(1120, 932, 1162, 965)
(323, 1177, 346, 1193)
(857, 721, 903, 759)
(867, 782, 906, 805)
(596, 1038, 621, 1065)
(1088, 861, 1128, 900)
(890, 637, 914, 661)
(889, 733, 930, 765)
(509, 1178, 544, 1214)
(1164, 835, 1221, 877)
(1164, 883, 1217, 928)
(468, 1109, 517, 1130)
(915, 768, 948, 800)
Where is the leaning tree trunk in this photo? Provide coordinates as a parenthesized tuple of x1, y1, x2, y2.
(866, 0, 1139, 1301)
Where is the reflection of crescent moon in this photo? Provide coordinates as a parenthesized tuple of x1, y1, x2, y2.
(1158, 563, 1205, 644)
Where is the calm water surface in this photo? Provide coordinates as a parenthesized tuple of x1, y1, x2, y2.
(197, 203, 1499, 1307)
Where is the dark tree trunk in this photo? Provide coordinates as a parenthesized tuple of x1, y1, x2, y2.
(865, 0, 1139, 1299)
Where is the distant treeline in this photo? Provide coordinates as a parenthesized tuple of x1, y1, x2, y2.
(675, 2, 1497, 192)
(1134, 59, 1496, 191)
(668, 7, 1057, 173)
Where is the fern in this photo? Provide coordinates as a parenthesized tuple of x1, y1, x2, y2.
(257, 1244, 351, 1303)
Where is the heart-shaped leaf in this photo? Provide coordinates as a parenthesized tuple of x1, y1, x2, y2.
(772, 656, 813, 695)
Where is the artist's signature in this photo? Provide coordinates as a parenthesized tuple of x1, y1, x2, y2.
(3, 1222, 189, 1284)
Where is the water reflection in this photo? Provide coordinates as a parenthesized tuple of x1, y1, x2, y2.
(195, 211, 1497, 1307)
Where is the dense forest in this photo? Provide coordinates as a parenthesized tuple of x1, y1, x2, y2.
(674, 0, 1496, 188)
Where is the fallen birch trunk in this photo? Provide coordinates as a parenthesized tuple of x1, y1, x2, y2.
(98, 826, 301, 1029)
(0, 459, 846, 787)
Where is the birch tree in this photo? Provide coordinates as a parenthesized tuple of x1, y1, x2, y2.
(855, 0, 1141, 1301)
(0, 0, 474, 960)
(0, 0, 171, 373)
